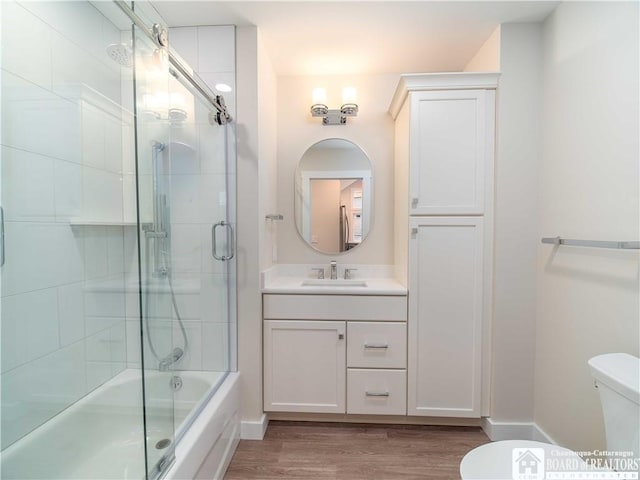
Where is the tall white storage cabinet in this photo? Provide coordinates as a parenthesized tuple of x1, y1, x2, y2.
(389, 73, 498, 418)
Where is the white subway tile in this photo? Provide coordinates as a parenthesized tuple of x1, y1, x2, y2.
(200, 274, 229, 322)
(122, 174, 137, 224)
(54, 159, 82, 222)
(1, 70, 80, 163)
(104, 116, 123, 174)
(1, 223, 83, 296)
(106, 228, 125, 276)
(85, 329, 112, 391)
(121, 123, 136, 175)
(58, 282, 85, 347)
(82, 226, 108, 280)
(110, 322, 127, 376)
(51, 32, 103, 101)
(29, 340, 86, 418)
(1, 294, 29, 373)
(81, 103, 106, 170)
(1, 362, 35, 448)
(170, 175, 199, 223)
(1, 146, 56, 222)
(169, 27, 199, 71)
(198, 123, 227, 174)
(198, 174, 227, 224)
(197, 26, 235, 73)
(1, 1, 52, 89)
(171, 224, 201, 273)
(201, 322, 229, 372)
(169, 126, 200, 174)
(81, 167, 123, 223)
(174, 321, 201, 371)
(24, 289, 60, 362)
(123, 228, 139, 275)
(125, 320, 141, 368)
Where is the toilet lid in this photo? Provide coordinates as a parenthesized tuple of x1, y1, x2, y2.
(460, 440, 588, 480)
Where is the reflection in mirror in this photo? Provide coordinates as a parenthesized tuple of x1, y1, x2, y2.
(295, 139, 372, 254)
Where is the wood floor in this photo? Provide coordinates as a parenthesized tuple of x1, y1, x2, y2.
(224, 421, 490, 480)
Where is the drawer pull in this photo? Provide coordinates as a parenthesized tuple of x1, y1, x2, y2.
(365, 391, 390, 397)
(364, 343, 389, 349)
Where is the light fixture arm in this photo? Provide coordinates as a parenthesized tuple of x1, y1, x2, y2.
(310, 88, 359, 125)
(310, 103, 359, 125)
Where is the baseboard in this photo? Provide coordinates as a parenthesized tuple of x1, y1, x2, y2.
(481, 417, 558, 445)
(240, 414, 269, 440)
(531, 422, 557, 444)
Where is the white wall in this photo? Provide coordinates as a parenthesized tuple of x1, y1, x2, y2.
(464, 26, 501, 73)
(534, 1, 639, 450)
(489, 23, 542, 423)
(276, 74, 397, 264)
(236, 26, 278, 427)
(258, 32, 278, 270)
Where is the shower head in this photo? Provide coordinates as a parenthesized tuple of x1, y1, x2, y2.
(106, 43, 133, 68)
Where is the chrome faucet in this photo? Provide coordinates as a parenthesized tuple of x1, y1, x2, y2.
(158, 347, 184, 372)
(330, 260, 337, 280)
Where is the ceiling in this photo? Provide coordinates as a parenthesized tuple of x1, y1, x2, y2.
(153, 1, 559, 76)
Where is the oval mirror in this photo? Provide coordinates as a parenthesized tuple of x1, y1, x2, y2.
(294, 139, 373, 254)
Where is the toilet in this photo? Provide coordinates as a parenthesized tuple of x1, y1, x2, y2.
(460, 353, 640, 479)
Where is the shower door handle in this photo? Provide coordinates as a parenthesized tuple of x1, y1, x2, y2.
(212, 221, 235, 261)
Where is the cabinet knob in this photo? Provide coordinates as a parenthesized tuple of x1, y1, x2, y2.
(338, 333, 344, 340)
(411, 196, 418, 207)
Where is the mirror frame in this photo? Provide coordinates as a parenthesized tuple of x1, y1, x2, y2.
(294, 138, 373, 255)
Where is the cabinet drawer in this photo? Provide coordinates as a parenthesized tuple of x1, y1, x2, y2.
(347, 322, 406, 368)
(347, 369, 407, 415)
(264, 294, 407, 321)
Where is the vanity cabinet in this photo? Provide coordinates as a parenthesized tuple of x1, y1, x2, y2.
(263, 294, 407, 415)
(263, 320, 346, 413)
(390, 73, 498, 418)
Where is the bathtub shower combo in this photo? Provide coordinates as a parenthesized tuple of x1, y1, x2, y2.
(0, 1, 239, 479)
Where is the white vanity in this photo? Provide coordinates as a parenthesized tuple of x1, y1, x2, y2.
(264, 72, 498, 422)
(262, 266, 407, 416)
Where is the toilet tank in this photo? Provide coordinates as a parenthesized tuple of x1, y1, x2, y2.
(588, 353, 640, 457)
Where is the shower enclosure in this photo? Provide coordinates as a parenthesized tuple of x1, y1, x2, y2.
(0, 1, 236, 478)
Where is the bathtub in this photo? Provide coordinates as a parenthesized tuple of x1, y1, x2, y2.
(0, 368, 240, 479)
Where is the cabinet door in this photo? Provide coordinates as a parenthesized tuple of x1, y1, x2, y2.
(409, 89, 492, 215)
(264, 320, 346, 413)
(408, 217, 483, 417)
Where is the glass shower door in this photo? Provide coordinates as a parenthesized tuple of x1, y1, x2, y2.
(130, 11, 176, 478)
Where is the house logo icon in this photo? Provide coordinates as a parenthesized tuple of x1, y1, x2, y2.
(512, 447, 545, 480)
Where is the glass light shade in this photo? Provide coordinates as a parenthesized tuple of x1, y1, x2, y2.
(312, 87, 327, 105)
(342, 87, 357, 105)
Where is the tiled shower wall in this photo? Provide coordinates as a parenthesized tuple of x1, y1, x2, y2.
(0, 1, 133, 449)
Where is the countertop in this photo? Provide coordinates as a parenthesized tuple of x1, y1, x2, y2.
(261, 265, 407, 296)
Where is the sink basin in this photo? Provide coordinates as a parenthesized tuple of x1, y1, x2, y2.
(301, 279, 368, 287)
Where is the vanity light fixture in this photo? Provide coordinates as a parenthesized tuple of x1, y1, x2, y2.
(310, 87, 359, 125)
